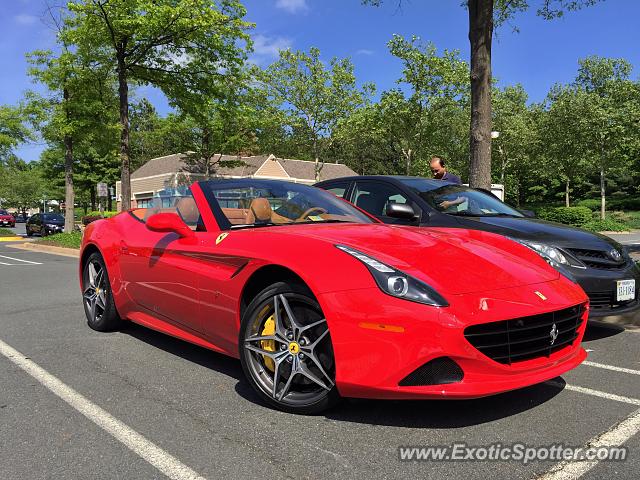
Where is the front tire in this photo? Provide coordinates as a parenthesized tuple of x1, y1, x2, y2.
(82, 252, 122, 331)
(239, 282, 340, 414)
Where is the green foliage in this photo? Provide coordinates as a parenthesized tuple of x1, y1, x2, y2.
(537, 206, 593, 227)
(0, 105, 34, 161)
(575, 198, 601, 211)
(0, 228, 17, 237)
(582, 218, 629, 232)
(258, 47, 370, 178)
(84, 210, 118, 218)
(35, 231, 83, 249)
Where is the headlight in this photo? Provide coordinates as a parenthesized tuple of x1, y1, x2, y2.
(335, 244, 448, 307)
(46, 223, 59, 228)
(510, 239, 585, 269)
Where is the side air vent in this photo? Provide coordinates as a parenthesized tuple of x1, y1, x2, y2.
(398, 357, 464, 386)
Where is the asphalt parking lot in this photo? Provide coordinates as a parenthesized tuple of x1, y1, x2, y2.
(0, 241, 639, 480)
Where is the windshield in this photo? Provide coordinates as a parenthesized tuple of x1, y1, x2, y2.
(200, 180, 374, 229)
(0, 209, 8, 215)
(43, 213, 64, 222)
(400, 179, 523, 217)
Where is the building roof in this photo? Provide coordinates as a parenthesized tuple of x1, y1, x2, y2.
(130, 153, 356, 182)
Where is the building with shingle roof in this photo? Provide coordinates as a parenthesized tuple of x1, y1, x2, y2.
(115, 153, 356, 210)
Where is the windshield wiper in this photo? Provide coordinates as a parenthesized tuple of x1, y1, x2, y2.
(229, 222, 286, 229)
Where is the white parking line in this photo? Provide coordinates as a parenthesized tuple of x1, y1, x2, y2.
(0, 338, 206, 480)
(537, 407, 640, 480)
(0, 254, 42, 265)
(546, 381, 640, 406)
(583, 361, 640, 376)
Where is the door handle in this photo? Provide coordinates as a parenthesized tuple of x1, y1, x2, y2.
(120, 241, 129, 254)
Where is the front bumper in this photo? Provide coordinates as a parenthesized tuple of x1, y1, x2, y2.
(0, 220, 15, 227)
(572, 261, 640, 318)
(319, 277, 588, 400)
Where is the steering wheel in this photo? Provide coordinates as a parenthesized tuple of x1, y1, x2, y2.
(297, 207, 328, 221)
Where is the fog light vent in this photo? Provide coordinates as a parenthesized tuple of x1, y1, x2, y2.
(398, 357, 464, 386)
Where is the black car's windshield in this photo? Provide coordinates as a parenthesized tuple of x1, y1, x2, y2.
(201, 180, 374, 229)
(42, 213, 64, 222)
(400, 179, 523, 217)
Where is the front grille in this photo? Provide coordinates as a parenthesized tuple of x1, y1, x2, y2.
(566, 248, 625, 270)
(464, 304, 585, 365)
(398, 357, 464, 386)
(586, 290, 637, 312)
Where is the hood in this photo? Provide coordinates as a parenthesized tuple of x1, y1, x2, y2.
(451, 215, 621, 251)
(0, 214, 13, 220)
(273, 223, 559, 295)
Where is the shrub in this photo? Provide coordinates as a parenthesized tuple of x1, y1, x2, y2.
(575, 198, 600, 212)
(35, 231, 83, 249)
(84, 210, 118, 218)
(0, 227, 15, 237)
(537, 206, 593, 227)
(607, 198, 640, 211)
(582, 218, 629, 233)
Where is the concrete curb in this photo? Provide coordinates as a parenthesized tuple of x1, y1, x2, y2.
(8, 242, 79, 258)
(0, 237, 24, 242)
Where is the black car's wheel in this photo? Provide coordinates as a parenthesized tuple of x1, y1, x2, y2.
(239, 282, 340, 414)
(82, 252, 122, 331)
(26, 226, 33, 237)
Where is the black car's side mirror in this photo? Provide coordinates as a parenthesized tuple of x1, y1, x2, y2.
(519, 209, 536, 218)
(386, 203, 418, 220)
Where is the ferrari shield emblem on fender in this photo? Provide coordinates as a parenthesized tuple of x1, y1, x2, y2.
(534, 291, 547, 301)
(215, 232, 229, 245)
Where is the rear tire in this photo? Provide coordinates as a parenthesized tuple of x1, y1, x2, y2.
(239, 281, 340, 414)
(82, 252, 122, 331)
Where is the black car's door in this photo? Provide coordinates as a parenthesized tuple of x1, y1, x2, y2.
(29, 214, 41, 234)
(350, 180, 422, 225)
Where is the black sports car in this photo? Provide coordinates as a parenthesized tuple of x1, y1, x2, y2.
(315, 175, 640, 318)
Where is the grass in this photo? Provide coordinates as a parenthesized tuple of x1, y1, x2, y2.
(0, 227, 17, 237)
(35, 231, 83, 249)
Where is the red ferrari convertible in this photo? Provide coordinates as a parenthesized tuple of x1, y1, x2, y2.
(80, 179, 588, 414)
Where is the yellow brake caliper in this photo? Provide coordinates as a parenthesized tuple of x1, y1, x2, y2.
(261, 314, 276, 372)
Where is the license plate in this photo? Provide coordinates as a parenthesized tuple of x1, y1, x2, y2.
(616, 279, 635, 302)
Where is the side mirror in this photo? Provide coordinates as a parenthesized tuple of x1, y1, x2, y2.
(146, 212, 194, 238)
(519, 209, 536, 218)
(386, 202, 418, 220)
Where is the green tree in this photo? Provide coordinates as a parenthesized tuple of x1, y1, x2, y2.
(0, 105, 34, 163)
(64, 0, 251, 209)
(259, 47, 370, 180)
(574, 56, 636, 219)
(363, 0, 605, 189)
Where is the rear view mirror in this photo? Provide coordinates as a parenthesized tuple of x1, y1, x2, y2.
(146, 213, 194, 238)
(386, 203, 417, 220)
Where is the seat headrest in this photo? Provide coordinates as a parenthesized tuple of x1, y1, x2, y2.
(247, 198, 272, 224)
(176, 196, 199, 225)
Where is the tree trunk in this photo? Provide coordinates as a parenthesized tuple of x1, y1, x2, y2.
(600, 163, 606, 220)
(468, 0, 493, 190)
(90, 187, 96, 211)
(565, 178, 570, 207)
(63, 87, 75, 234)
(117, 53, 131, 210)
(313, 137, 323, 181)
(108, 188, 113, 211)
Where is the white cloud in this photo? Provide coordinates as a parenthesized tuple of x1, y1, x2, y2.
(275, 0, 309, 14)
(252, 34, 292, 61)
(14, 14, 39, 26)
(356, 49, 374, 56)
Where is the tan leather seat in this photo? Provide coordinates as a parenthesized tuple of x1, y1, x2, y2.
(246, 198, 272, 224)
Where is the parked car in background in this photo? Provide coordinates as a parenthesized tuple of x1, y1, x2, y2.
(315, 176, 640, 319)
(26, 213, 65, 236)
(13, 212, 29, 223)
(0, 209, 16, 227)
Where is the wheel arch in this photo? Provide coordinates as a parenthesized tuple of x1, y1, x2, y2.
(239, 264, 314, 322)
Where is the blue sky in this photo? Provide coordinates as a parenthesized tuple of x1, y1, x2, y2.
(2, 0, 639, 161)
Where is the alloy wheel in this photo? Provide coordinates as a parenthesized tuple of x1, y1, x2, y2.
(243, 293, 335, 406)
(83, 261, 107, 324)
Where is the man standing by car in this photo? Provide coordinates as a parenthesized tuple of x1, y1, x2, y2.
(430, 156, 461, 184)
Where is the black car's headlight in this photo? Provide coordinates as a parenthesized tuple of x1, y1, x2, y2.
(510, 238, 585, 269)
(46, 223, 59, 229)
(335, 244, 448, 307)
